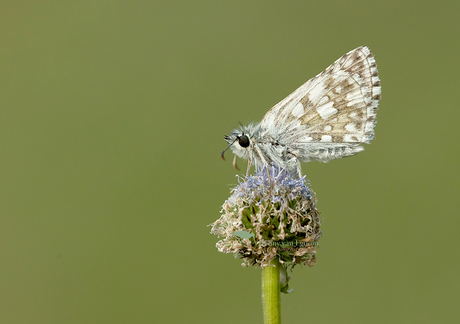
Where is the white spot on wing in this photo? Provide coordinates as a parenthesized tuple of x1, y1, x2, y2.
(324, 125, 332, 131)
(347, 97, 363, 107)
(345, 123, 357, 132)
(349, 112, 358, 118)
(342, 58, 353, 68)
(321, 135, 332, 142)
(292, 102, 304, 117)
(316, 101, 338, 120)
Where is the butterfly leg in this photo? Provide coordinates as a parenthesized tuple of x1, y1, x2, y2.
(232, 155, 240, 171)
(289, 154, 302, 177)
(254, 144, 269, 166)
(246, 157, 252, 176)
(296, 159, 302, 178)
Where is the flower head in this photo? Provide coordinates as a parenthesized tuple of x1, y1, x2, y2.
(210, 165, 322, 269)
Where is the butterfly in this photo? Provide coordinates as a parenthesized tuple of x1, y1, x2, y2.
(221, 46, 381, 176)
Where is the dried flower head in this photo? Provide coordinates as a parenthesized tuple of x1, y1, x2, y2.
(210, 165, 322, 269)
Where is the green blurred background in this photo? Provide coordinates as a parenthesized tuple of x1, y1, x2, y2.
(0, 1, 458, 323)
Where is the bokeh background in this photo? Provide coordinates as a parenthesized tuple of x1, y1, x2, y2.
(0, 1, 459, 323)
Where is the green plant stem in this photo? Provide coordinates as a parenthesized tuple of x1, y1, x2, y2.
(262, 258, 281, 324)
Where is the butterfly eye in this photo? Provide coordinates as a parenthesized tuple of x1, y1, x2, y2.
(238, 135, 250, 147)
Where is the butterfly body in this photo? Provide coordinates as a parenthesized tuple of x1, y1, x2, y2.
(222, 46, 381, 176)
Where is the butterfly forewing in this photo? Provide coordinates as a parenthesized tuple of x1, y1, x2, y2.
(260, 46, 381, 162)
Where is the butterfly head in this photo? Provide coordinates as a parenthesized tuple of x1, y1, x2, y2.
(221, 124, 258, 161)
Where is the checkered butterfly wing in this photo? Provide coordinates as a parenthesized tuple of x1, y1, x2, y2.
(260, 46, 381, 162)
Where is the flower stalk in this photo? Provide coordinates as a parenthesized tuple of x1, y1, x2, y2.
(262, 257, 282, 324)
(210, 165, 323, 323)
